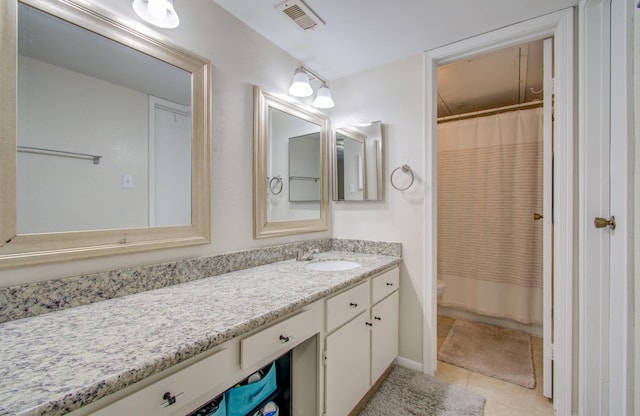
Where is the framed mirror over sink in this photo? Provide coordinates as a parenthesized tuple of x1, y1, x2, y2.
(253, 87, 329, 238)
(0, 0, 212, 269)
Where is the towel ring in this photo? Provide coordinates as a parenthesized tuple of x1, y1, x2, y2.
(390, 164, 414, 191)
(269, 175, 283, 195)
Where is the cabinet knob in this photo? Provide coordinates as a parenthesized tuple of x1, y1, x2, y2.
(365, 322, 373, 327)
(349, 302, 358, 308)
(279, 334, 292, 343)
(386, 282, 394, 287)
(162, 392, 177, 406)
(374, 316, 382, 321)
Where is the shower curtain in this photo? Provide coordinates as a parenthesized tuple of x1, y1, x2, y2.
(437, 107, 543, 325)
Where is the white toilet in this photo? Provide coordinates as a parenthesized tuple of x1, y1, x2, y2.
(437, 279, 446, 301)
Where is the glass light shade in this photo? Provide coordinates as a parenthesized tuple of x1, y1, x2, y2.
(132, 0, 180, 29)
(288, 70, 313, 97)
(147, 0, 168, 19)
(313, 84, 335, 108)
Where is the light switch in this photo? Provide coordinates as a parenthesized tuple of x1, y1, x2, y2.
(349, 183, 356, 193)
(122, 174, 133, 189)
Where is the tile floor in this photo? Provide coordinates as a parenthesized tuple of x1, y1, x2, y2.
(436, 315, 554, 416)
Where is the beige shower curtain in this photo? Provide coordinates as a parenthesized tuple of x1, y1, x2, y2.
(437, 107, 543, 325)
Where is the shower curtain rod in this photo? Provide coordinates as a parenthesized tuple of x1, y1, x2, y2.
(437, 101, 543, 124)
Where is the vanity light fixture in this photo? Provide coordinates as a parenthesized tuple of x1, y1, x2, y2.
(132, 0, 180, 29)
(288, 66, 335, 108)
(288, 67, 313, 97)
(313, 82, 335, 109)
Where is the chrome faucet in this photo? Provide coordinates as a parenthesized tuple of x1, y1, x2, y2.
(297, 246, 319, 261)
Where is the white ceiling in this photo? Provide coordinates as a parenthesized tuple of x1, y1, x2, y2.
(212, 0, 576, 82)
(437, 40, 544, 117)
(19, 3, 191, 106)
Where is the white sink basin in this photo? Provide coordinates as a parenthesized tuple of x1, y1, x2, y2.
(305, 260, 361, 272)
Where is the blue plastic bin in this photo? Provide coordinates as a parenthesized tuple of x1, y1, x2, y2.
(211, 395, 226, 416)
(225, 363, 277, 416)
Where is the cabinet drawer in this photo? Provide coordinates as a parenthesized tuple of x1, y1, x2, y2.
(93, 347, 234, 416)
(241, 309, 313, 369)
(325, 281, 370, 333)
(372, 267, 399, 305)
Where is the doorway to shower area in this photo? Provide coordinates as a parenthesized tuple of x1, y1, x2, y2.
(433, 38, 554, 415)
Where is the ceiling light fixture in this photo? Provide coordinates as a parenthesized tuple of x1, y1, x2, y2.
(288, 66, 335, 109)
(132, 0, 180, 29)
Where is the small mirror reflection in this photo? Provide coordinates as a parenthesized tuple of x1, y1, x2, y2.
(333, 121, 383, 201)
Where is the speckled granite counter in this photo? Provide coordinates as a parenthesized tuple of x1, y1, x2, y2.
(0, 251, 400, 416)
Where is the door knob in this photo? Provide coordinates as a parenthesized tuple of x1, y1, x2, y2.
(594, 216, 615, 230)
(533, 212, 543, 221)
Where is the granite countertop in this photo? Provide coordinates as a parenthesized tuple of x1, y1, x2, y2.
(0, 251, 400, 416)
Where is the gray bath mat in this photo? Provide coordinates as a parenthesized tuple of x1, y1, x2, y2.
(358, 365, 485, 416)
(438, 319, 535, 388)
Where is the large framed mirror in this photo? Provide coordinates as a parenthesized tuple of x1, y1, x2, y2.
(332, 121, 383, 201)
(0, 0, 211, 269)
(253, 87, 329, 238)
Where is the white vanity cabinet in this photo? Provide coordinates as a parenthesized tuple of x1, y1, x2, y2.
(82, 303, 323, 416)
(57, 265, 400, 416)
(371, 290, 399, 383)
(323, 267, 400, 416)
(324, 283, 372, 416)
(370, 268, 400, 383)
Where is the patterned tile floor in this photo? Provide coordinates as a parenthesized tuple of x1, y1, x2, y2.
(436, 315, 554, 416)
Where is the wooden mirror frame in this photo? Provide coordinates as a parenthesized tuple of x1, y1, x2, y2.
(253, 87, 329, 238)
(0, 0, 211, 269)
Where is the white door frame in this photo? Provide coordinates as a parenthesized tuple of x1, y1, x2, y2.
(423, 8, 574, 416)
(607, 1, 633, 414)
(579, 0, 635, 415)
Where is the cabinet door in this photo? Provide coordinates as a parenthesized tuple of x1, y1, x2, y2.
(371, 291, 399, 383)
(324, 312, 370, 416)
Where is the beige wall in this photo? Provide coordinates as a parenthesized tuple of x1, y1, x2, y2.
(17, 56, 149, 233)
(0, 0, 330, 286)
(330, 55, 425, 365)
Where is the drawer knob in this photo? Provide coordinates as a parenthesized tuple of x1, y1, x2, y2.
(279, 334, 292, 343)
(365, 322, 373, 327)
(386, 282, 394, 287)
(162, 392, 178, 406)
(349, 302, 358, 308)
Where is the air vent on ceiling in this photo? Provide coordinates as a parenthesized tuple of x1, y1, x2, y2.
(276, 0, 325, 31)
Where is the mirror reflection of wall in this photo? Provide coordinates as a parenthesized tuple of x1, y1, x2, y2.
(289, 133, 321, 202)
(335, 133, 364, 201)
(333, 121, 383, 201)
(16, 3, 192, 233)
(268, 108, 321, 221)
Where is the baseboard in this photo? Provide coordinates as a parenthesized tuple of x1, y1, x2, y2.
(394, 356, 423, 372)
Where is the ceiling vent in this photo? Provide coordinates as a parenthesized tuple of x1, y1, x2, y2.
(276, 0, 325, 31)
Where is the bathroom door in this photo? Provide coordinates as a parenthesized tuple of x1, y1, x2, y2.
(541, 37, 553, 399)
(148, 96, 192, 227)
